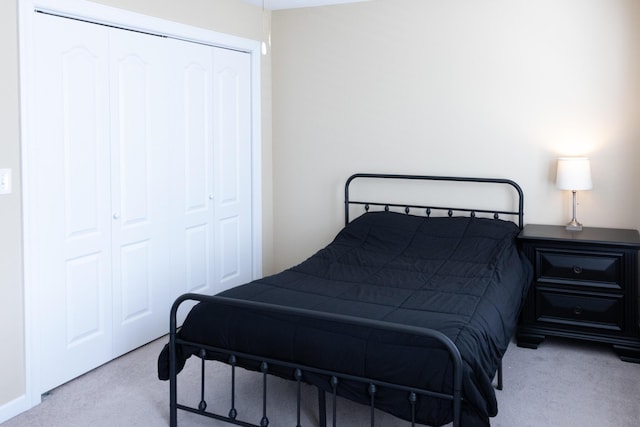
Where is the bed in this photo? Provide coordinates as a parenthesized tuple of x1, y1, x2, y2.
(158, 173, 532, 427)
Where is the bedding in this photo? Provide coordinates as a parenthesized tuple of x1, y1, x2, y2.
(158, 211, 532, 426)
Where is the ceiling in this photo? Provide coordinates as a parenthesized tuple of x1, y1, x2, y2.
(242, 0, 369, 10)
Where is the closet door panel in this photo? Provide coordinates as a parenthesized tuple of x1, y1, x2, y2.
(212, 48, 253, 293)
(109, 29, 172, 355)
(65, 254, 103, 345)
(116, 53, 149, 226)
(32, 13, 112, 393)
(167, 38, 215, 317)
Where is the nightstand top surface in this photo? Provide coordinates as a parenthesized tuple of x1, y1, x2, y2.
(519, 224, 640, 248)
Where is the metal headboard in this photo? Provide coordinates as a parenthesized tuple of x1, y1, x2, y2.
(344, 173, 524, 228)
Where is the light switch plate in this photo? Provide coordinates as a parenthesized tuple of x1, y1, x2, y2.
(0, 169, 12, 195)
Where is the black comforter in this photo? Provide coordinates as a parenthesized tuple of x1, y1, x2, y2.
(158, 211, 532, 426)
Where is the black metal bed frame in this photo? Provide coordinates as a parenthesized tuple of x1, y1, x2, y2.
(168, 173, 525, 427)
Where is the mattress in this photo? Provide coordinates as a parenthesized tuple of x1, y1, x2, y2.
(158, 211, 532, 426)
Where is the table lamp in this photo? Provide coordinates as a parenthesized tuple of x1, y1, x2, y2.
(556, 157, 592, 231)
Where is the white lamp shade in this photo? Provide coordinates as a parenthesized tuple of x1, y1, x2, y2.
(556, 157, 592, 190)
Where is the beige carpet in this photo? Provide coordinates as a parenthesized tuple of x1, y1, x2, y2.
(2, 336, 639, 427)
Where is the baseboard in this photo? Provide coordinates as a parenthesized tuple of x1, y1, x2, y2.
(0, 393, 36, 424)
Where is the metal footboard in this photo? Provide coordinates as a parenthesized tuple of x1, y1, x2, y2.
(169, 293, 465, 427)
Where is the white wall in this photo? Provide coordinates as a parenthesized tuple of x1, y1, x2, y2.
(271, 0, 640, 270)
(0, 0, 272, 417)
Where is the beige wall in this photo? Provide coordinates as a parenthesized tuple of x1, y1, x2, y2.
(271, 0, 640, 270)
(0, 0, 25, 407)
(3, 0, 639, 417)
(0, 0, 272, 413)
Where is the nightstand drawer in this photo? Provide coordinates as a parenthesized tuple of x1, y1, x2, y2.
(537, 250, 621, 289)
(536, 289, 624, 332)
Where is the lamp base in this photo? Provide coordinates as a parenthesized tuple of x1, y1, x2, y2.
(566, 219, 583, 231)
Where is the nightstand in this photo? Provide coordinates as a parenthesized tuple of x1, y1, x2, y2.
(517, 224, 640, 362)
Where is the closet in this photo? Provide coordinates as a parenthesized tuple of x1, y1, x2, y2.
(29, 12, 256, 393)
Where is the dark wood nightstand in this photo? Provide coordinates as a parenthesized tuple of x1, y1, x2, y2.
(517, 224, 640, 362)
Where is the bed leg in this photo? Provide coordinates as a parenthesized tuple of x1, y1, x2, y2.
(260, 362, 269, 427)
(198, 349, 207, 411)
(408, 392, 417, 427)
(169, 334, 177, 427)
(497, 359, 503, 391)
(229, 355, 238, 420)
(169, 356, 177, 426)
(169, 295, 186, 427)
(330, 376, 338, 427)
(317, 387, 327, 427)
(294, 369, 303, 427)
(368, 384, 376, 427)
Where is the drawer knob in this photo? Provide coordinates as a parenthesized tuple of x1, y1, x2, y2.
(573, 306, 583, 316)
(573, 266, 583, 274)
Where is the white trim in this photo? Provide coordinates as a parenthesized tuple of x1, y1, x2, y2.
(251, 53, 264, 279)
(30, 0, 257, 52)
(18, 0, 262, 418)
(243, 0, 370, 10)
(18, 0, 43, 414)
(0, 394, 36, 424)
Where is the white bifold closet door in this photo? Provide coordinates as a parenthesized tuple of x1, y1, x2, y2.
(30, 12, 254, 393)
(108, 20, 174, 358)
(211, 47, 254, 293)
